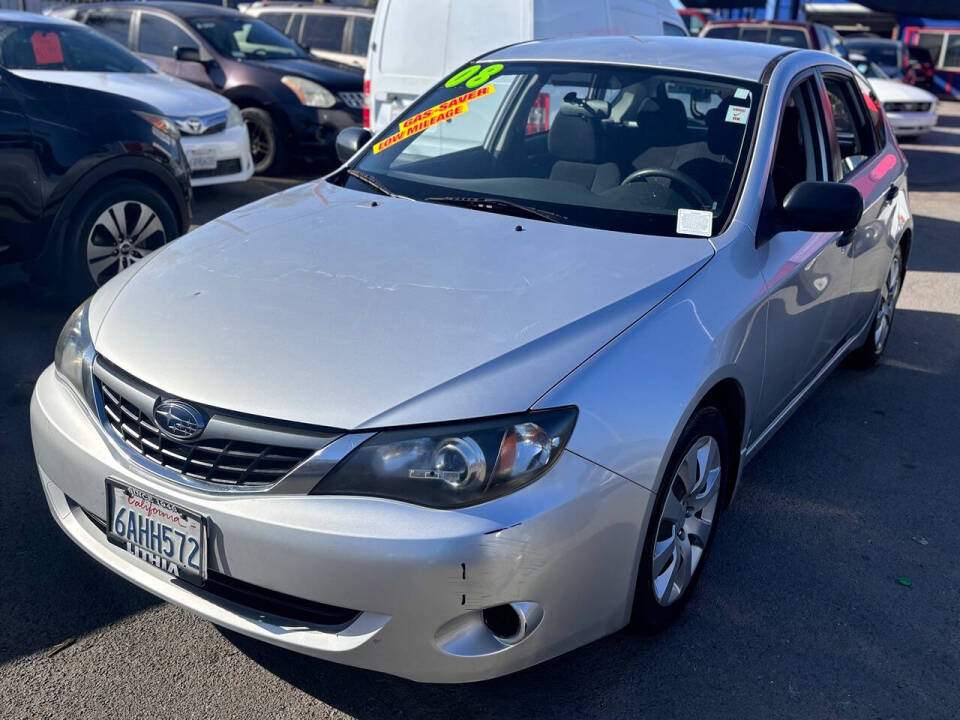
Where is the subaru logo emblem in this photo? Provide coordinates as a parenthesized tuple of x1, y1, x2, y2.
(184, 118, 204, 134)
(154, 400, 206, 441)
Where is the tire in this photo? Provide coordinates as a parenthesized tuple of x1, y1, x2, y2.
(242, 107, 287, 175)
(849, 244, 904, 367)
(61, 180, 177, 300)
(630, 407, 730, 634)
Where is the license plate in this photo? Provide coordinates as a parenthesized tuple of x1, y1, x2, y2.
(186, 147, 217, 171)
(106, 479, 207, 585)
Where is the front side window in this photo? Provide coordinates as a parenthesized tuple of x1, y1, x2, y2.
(301, 15, 347, 52)
(944, 33, 960, 69)
(350, 17, 372, 56)
(770, 28, 809, 49)
(741, 27, 768, 44)
(915, 32, 945, 67)
(139, 15, 195, 58)
(259, 12, 293, 34)
(189, 16, 306, 60)
(0, 22, 150, 73)
(770, 80, 826, 206)
(823, 75, 877, 177)
(338, 62, 760, 237)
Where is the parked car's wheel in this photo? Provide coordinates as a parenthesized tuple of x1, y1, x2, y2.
(850, 244, 904, 367)
(62, 181, 177, 299)
(242, 107, 287, 174)
(630, 406, 730, 633)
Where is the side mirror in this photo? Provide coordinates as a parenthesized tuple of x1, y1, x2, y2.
(174, 46, 202, 63)
(782, 181, 863, 233)
(336, 126, 372, 163)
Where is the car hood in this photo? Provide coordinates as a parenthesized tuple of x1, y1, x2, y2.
(245, 57, 362, 90)
(91, 182, 713, 430)
(10, 70, 229, 116)
(869, 78, 937, 104)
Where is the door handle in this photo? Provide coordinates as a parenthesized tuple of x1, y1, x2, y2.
(884, 184, 900, 204)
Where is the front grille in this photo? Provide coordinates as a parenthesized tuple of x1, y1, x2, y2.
(173, 112, 229, 136)
(885, 101, 931, 113)
(98, 380, 312, 487)
(80, 507, 360, 629)
(338, 91, 364, 109)
(192, 158, 243, 179)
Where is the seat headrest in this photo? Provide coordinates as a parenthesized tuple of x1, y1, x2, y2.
(548, 103, 603, 163)
(636, 97, 688, 146)
(706, 96, 751, 159)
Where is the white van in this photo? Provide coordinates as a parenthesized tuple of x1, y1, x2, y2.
(364, 0, 687, 131)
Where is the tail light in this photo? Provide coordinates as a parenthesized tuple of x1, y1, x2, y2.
(363, 78, 371, 129)
(525, 93, 550, 135)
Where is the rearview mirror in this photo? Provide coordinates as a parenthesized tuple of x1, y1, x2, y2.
(782, 181, 863, 233)
(336, 126, 372, 163)
(174, 46, 202, 63)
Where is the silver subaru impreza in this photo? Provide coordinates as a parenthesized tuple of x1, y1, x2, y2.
(32, 36, 911, 682)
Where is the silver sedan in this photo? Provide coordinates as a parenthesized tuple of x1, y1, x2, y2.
(32, 36, 911, 682)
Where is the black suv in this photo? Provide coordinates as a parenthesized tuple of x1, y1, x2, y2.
(56, 1, 364, 173)
(0, 12, 190, 297)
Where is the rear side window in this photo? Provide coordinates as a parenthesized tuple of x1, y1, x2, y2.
(741, 27, 768, 44)
(259, 12, 292, 34)
(350, 17, 372, 56)
(854, 75, 886, 147)
(770, 28, 809, 49)
(139, 15, 195, 58)
(702, 26, 739, 40)
(301, 15, 346, 52)
(84, 10, 132, 48)
(823, 75, 878, 178)
(944, 34, 960, 69)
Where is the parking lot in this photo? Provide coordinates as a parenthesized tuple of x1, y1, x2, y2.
(1, 103, 959, 719)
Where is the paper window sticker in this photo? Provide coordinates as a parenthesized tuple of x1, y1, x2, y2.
(734, 87, 752, 100)
(31, 31, 64, 66)
(676, 208, 713, 238)
(725, 105, 749, 125)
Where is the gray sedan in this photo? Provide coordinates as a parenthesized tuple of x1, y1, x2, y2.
(32, 36, 910, 682)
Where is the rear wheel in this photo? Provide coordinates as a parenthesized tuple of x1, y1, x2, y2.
(242, 107, 287, 175)
(62, 181, 177, 299)
(630, 407, 730, 633)
(849, 244, 904, 367)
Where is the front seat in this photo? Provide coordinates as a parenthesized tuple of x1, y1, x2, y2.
(630, 96, 698, 171)
(548, 102, 620, 193)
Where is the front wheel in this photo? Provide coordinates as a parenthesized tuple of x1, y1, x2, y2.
(630, 407, 730, 633)
(242, 107, 287, 175)
(849, 244, 904, 367)
(61, 180, 177, 300)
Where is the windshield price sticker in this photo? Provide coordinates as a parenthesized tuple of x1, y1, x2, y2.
(373, 84, 496, 154)
(725, 105, 750, 125)
(676, 208, 714, 237)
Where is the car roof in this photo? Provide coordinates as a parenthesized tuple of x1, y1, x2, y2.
(84, 2, 240, 18)
(847, 37, 900, 47)
(705, 19, 810, 28)
(483, 36, 791, 83)
(248, 2, 372, 16)
(0, 9, 75, 25)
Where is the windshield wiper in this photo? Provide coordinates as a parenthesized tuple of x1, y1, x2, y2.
(424, 196, 566, 224)
(346, 169, 406, 199)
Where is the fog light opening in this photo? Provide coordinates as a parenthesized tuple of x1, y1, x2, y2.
(482, 604, 522, 643)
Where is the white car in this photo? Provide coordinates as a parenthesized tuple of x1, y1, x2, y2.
(851, 54, 938, 140)
(19, 14, 253, 186)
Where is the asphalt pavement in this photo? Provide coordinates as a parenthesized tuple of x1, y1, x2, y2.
(1, 108, 959, 719)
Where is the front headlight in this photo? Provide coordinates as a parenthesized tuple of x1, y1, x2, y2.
(226, 103, 243, 128)
(311, 407, 578, 508)
(133, 110, 180, 141)
(55, 299, 94, 402)
(281, 76, 336, 108)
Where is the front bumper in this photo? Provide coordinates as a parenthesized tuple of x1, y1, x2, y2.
(287, 103, 362, 152)
(887, 110, 938, 137)
(31, 365, 653, 682)
(181, 125, 255, 188)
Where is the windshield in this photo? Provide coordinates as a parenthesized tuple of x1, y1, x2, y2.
(340, 62, 760, 237)
(853, 59, 890, 79)
(0, 22, 151, 72)
(851, 43, 901, 68)
(189, 16, 306, 60)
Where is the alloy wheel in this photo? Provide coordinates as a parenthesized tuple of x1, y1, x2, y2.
(651, 435, 722, 606)
(86, 201, 166, 286)
(873, 249, 903, 354)
(245, 117, 273, 167)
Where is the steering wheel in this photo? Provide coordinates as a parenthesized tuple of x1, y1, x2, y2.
(620, 168, 714, 210)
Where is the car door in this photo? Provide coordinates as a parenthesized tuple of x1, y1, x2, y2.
(135, 11, 217, 90)
(755, 75, 856, 430)
(820, 70, 907, 335)
(0, 69, 42, 262)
